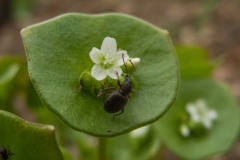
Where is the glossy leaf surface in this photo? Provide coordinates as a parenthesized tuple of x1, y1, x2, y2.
(21, 13, 179, 137)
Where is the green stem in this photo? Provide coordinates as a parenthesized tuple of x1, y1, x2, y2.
(98, 137, 107, 160)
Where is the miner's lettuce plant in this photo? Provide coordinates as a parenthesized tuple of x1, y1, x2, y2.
(180, 98, 218, 137)
(21, 13, 179, 137)
(155, 79, 240, 160)
(0, 13, 239, 160)
(154, 46, 240, 159)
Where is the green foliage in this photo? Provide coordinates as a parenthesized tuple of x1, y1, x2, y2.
(68, 125, 161, 160)
(11, 0, 37, 19)
(156, 79, 240, 159)
(0, 59, 19, 102)
(0, 110, 63, 160)
(153, 46, 240, 159)
(0, 12, 238, 160)
(21, 13, 179, 137)
(107, 126, 161, 160)
(175, 45, 216, 79)
(0, 56, 28, 111)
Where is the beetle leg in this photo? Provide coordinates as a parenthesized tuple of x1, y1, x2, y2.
(127, 94, 131, 99)
(97, 87, 116, 97)
(112, 108, 124, 120)
(97, 89, 106, 97)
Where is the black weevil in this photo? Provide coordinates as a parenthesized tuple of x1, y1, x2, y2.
(98, 54, 135, 120)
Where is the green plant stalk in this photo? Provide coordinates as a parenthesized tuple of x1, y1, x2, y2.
(98, 137, 107, 160)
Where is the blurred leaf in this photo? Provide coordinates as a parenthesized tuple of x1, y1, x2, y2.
(107, 126, 161, 160)
(0, 110, 64, 160)
(155, 79, 240, 159)
(21, 13, 179, 137)
(73, 132, 98, 160)
(60, 147, 75, 160)
(175, 46, 216, 79)
(0, 56, 28, 111)
(0, 62, 19, 101)
(11, 0, 37, 19)
(0, 56, 44, 109)
(70, 125, 161, 160)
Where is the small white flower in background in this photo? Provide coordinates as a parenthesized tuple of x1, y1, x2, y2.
(186, 98, 218, 129)
(89, 37, 129, 80)
(179, 98, 218, 137)
(180, 123, 190, 137)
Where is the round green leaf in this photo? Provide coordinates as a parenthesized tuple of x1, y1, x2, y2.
(155, 79, 240, 159)
(0, 110, 63, 160)
(21, 13, 179, 137)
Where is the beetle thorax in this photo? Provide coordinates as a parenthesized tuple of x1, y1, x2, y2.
(120, 75, 132, 96)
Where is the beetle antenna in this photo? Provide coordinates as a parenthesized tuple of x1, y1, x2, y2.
(122, 53, 128, 74)
(129, 60, 136, 75)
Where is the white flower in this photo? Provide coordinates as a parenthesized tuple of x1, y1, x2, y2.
(180, 123, 190, 137)
(89, 37, 129, 80)
(186, 99, 218, 129)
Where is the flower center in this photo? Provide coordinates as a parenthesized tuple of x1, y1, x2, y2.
(103, 53, 115, 66)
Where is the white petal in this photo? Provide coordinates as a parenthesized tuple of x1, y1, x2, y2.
(207, 110, 218, 120)
(202, 119, 212, 129)
(89, 47, 104, 64)
(101, 37, 117, 54)
(106, 67, 122, 79)
(191, 113, 200, 122)
(115, 50, 129, 66)
(186, 104, 197, 115)
(91, 64, 107, 80)
(180, 124, 190, 137)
